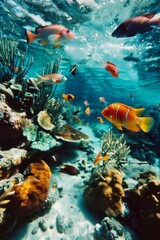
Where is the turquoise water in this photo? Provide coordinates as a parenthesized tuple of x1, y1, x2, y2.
(0, 1, 160, 240)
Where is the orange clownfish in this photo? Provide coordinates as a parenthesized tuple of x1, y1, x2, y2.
(62, 93, 75, 101)
(25, 24, 75, 48)
(93, 152, 109, 166)
(104, 61, 119, 78)
(97, 117, 104, 124)
(102, 103, 155, 133)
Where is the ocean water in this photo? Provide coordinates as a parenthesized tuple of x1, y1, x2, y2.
(0, 0, 160, 240)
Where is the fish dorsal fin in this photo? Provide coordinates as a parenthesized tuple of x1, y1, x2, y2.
(116, 103, 145, 116)
(107, 61, 116, 67)
(35, 26, 49, 34)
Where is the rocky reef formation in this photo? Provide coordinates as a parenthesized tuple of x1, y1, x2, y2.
(0, 32, 91, 239)
(84, 169, 124, 217)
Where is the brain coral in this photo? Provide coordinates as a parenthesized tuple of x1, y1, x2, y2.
(10, 160, 51, 218)
(83, 169, 124, 217)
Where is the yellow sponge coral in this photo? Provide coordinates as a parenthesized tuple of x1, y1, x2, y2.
(83, 169, 124, 217)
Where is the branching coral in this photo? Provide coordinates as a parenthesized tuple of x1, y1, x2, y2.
(0, 31, 34, 83)
(0, 180, 15, 224)
(95, 130, 130, 177)
(83, 169, 124, 217)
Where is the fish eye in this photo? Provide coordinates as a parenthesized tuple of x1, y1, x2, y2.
(66, 29, 70, 33)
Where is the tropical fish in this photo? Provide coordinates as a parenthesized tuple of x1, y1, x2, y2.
(25, 24, 75, 48)
(69, 65, 78, 76)
(112, 13, 160, 38)
(93, 152, 109, 166)
(97, 117, 104, 124)
(35, 73, 67, 85)
(84, 100, 89, 106)
(73, 107, 81, 115)
(73, 115, 82, 125)
(104, 61, 119, 77)
(123, 53, 140, 62)
(101, 103, 155, 133)
(84, 106, 91, 115)
(99, 96, 106, 104)
(62, 93, 75, 101)
(59, 164, 80, 176)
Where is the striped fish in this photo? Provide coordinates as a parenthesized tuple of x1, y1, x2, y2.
(101, 103, 154, 133)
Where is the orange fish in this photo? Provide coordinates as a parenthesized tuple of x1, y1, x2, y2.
(36, 73, 67, 85)
(25, 24, 75, 48)
(93, 152, 109, 166)
(104, 61, 119, 78)
(97, 117, 104, 124)
(102, 103, 154, 133)
(84, 107, 91, 115)
(62, 93, 75, 101)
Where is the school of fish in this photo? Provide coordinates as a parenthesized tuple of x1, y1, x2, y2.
(24, 12, 157, 167)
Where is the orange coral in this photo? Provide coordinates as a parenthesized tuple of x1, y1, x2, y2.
(83, 169, 124, 217)
(10, 160, 51, 218)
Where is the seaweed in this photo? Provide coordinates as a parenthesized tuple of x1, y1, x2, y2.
(0, 31, 34, 83)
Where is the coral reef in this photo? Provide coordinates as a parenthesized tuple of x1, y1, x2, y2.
(0, 101, 26, 148)
(0, 179, 15, 224)
(10, 160, 51, 218)
(83, 169, 124, 217)
(94, 130, 130, 179)
(126, 178, 160, 240)
(0, 148, 27, 179)
(94, 217, 131, 240)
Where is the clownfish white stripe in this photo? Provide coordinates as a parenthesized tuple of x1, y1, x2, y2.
(116, 104, 120, 122)
(124, 108, 130, 126)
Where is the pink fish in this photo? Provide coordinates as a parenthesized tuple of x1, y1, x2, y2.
(25, 24, 75, 48)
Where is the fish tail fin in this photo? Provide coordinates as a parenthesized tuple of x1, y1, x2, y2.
(139, 117, 155, 133)
(102, 61, 107, 68)
(35, 73, 44, 82)
(25, 30, 36, 44)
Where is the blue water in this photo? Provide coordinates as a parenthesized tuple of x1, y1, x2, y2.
(0, 0, 160, 240)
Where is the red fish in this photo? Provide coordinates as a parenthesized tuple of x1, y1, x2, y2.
(102, 103, 154, 133)
(104, 62, 119, 77)
(25, 24, 75, 48)
(112, 13, 160, 38)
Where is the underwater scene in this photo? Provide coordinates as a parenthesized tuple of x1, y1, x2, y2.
(0, 0, 160, 240)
